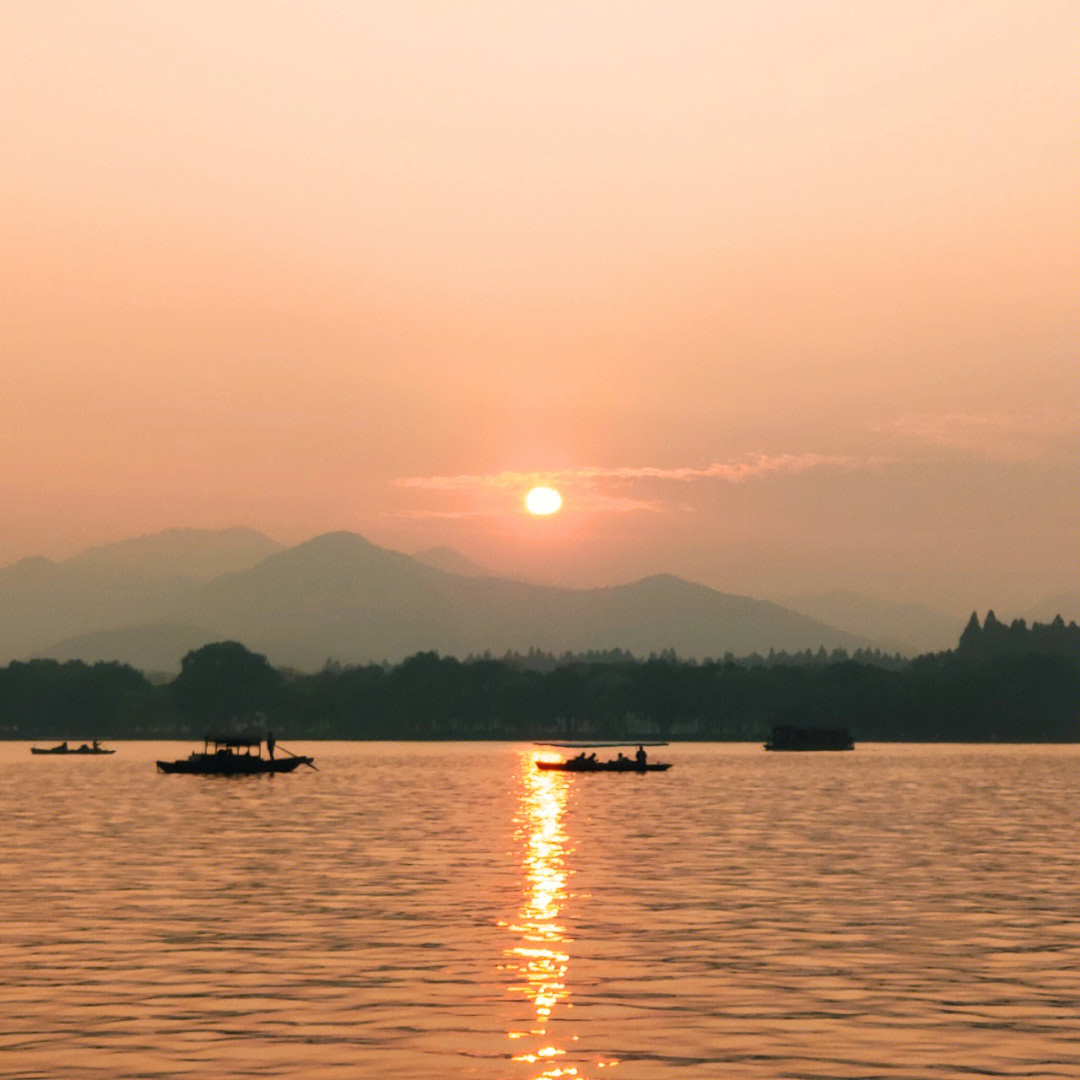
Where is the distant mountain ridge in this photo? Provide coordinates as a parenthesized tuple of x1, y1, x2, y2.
(411, 546, 492, 577)
(1028, 591, 1080, 626)
(779, 588, 962, 656)
(64, 527, 283, 579)
(0, 529, 881, 673)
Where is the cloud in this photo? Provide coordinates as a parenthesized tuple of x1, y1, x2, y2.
(882, 410, 1078, 461)
(394, 453, 869, 501)
(387, 494, 666, 518)
(387, 509, 489, 519)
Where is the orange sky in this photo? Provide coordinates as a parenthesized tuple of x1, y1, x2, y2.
(2, 2, 1078, 613)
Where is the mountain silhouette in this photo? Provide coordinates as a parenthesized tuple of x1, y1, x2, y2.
(1029, 591, 1080, 626)
(64, 527, 283, 579)
(40, 622, 223, 676)
(410, 546, 492, 577)
(8, 529, 877, 672)
(779, 588, 961, 655)
(0, 556, 195, 662)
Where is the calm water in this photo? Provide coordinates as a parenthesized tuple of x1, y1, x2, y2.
(4, 741, 1080, 1079)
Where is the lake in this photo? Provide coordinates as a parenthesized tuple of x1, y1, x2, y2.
(3, 741, 1080, 1079)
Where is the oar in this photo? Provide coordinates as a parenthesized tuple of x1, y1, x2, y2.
(278, 744, 319, 770)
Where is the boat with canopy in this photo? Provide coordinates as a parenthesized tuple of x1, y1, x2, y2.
(157, 736, 314, 775)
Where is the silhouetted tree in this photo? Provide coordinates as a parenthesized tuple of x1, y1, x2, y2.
(172, 641, 283, 730)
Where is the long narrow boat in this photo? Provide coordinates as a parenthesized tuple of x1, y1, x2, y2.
(31, 741, 115, 755)
(157, 737, 312, 775)
(764, 725, 854, 751)
(535, 757, 672, 772)
(533, 741, 672, 773)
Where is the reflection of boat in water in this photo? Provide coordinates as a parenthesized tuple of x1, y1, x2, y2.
(764, 725, 854, 751)
(157, 737, 313, 775)
(31, 741, 114, 755)
(534, 741, 672, 773)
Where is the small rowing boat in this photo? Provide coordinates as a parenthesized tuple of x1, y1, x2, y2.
(31, 741, 115, 755)
(533, 741, 672, 773)
(535, 757, 672, 772)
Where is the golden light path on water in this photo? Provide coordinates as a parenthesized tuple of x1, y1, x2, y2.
(502, 753, 613, 1079)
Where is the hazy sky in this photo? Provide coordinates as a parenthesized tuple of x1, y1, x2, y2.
(3, 2, 1078, 613)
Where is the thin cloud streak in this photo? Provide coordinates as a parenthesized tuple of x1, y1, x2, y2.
(386, 495, 666, 518)
(881, 410, 1079, 461)
(394, 453, 869, 495)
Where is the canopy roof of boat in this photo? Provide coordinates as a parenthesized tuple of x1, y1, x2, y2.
(534, 740, 668, 748)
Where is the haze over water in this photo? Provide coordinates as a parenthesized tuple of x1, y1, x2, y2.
(4, 741, 1080, 1078)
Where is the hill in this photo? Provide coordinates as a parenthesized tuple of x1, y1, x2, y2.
(64, 527, 282, 579)
(40, 622, 224, 676)
(1029, 591, 1080, 626)
(410, 546, 492, 577)
(6, 530, 877, 672)
(173, 533, 875, 669)
(779, 589, 961, 656)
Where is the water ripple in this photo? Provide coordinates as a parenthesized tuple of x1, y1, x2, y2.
(4, 742, 1080, 1077)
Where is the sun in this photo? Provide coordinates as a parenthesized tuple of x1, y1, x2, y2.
(525, 486, 563, 515)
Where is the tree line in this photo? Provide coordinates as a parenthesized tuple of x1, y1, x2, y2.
(3, 613, 1080, 742)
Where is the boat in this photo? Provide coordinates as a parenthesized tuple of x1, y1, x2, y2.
(157, 737, 313, 775)
(31, 741, 115, 755)
(764, 725, 854, 751)
(535, 757, 672, 772)
(534, 741, 672, 773)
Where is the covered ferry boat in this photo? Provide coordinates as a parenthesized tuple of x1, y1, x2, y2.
(157, 737, 313, 775)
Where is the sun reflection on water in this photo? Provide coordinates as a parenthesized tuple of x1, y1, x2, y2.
(504, 751, 590, 1078)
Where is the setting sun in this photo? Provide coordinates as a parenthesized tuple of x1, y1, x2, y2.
(525, 487, 562, 516)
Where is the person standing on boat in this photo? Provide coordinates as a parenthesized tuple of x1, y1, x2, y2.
(636, 744, 647, 768)
(266, 730, 276, 759)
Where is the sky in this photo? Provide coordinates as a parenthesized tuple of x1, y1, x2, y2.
(2, 1, 1078, 614)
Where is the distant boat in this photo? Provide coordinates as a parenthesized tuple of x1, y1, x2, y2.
(533, 741, 672, 773)
(764, 725, 854, 751)
(157, 737, 313, 775)
(31, 741, 115, 755)
(535, 757, 673, 773)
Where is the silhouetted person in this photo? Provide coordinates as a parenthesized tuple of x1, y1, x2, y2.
(636, 745, 647, 768)
(266, 731, 276, 759)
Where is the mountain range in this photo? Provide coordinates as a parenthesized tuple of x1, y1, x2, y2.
(0, 528, 978, 673)
(778, 589, 961, 656)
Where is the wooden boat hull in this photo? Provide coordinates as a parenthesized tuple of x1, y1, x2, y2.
(764, 725, 854, 751)
(31, 747, 115, 755)
(157, 755, 310, 775)
(535, 760, 672, 773)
